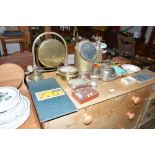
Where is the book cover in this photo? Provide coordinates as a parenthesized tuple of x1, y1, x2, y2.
(132, 73, 154, 83)
(28, 78, 77, 123)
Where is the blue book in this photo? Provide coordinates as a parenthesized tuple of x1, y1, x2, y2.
(28, 78, 77, 123)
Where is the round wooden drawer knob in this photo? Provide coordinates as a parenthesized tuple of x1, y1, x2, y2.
(134, 97, 141, 104)
(132, 96, 141, 105)
(127, 112, 135, 120)
(83, 114, 93, 125)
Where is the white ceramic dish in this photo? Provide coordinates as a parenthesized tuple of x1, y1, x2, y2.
(0, 95, 24, 124)
(121, 64, 141, 74)
(0, 95, 22, 113)
(0, 87, 21, 112)
(0, 96, 30, 129)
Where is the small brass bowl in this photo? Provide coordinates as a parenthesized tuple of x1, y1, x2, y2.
(57, 66, 78, 81)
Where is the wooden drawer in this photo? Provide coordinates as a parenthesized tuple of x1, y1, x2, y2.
(42, 99, 113, 129)
(42, 86, 152, 129)
(112, 86, 152, 111)
(109, 103, 145, 129)
(134, 85, 152, 101)
(111, 93, 134, 111)
(42, 108, 87, 129)
(63, 114, 111, 129)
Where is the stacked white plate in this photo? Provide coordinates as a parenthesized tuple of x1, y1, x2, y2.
(0, 87, 30, 129)
(121, 64, 141, 74)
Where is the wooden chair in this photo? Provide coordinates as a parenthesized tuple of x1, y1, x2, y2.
(0, 34, 29, 56)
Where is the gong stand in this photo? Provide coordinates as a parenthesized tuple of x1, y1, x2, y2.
(29, 32, 68, 81)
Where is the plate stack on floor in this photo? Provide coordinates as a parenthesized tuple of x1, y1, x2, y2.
(0, 87, 30, 129)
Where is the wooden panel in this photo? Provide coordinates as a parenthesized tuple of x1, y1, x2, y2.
(111, 86, 152, 112)
(26, 69, 155, 129)
(5, 26, 19, 31)
(19, 26, 31, 46)
(0, 51, 33, 71)
(43, 99, 146, 129)
(18, 89, 41, 129)
(117, 33, 135, 57)
(42, 108, 87, 129)
(44, 26, 51, 39)
(39, 69, 155, 110)
(111, 93, 133, 111)
(134, 85, 152, 101)
(43, 99, 113, 129)
(67, 44, 75, 54)
(109, 104, 145, 129)
(70, 114, 111, 129)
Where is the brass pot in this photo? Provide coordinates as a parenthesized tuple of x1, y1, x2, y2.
(74, 40, 97, 74)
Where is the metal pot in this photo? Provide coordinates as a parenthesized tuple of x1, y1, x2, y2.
(97, 65, 117, 81)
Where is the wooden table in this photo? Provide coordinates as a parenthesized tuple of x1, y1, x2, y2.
(26, 69, 155, 129)
(18, 89, 41, 129)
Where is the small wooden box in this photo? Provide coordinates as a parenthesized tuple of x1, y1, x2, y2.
(72, 86, 99, 104)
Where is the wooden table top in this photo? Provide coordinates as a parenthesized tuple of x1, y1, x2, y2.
(18, 89, 41, 129)
(0, 63, 24, 88)
(27, 69, 155, 110)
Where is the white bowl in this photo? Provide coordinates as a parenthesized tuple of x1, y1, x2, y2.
(121, 64, 141, 74)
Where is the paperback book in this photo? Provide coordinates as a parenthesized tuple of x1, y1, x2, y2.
(28, 78, 77, 122)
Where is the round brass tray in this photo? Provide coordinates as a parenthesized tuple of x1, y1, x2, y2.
(38, 38, 66, 68)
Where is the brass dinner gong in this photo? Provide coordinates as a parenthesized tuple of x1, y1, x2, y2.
(38, 39, 66, 68)
(29, 32, 68, 81)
